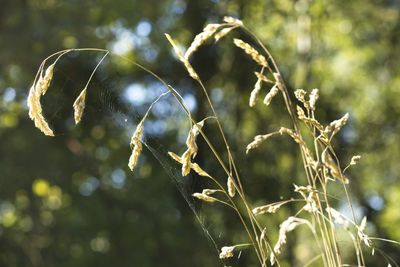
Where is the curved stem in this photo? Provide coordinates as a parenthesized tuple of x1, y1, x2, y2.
(84, 51, 109, 89)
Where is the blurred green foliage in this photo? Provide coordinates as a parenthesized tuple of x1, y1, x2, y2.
(0, 0, 399, 266)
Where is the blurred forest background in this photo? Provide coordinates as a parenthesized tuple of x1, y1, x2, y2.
(0, 0, 399, 266)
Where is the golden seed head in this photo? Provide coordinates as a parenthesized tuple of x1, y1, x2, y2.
(27, 84, 54, 136)
(252, 202, 285, 215)
(246, 133, 275, 154)
(233, 38, 267, 67)
(181, 150, 192, 176)
(130, 120, 144, 147)
(350, 155, 361, 166)
(263, 84, 279, 106)
(184, 62, 199, 80)
(296, 105, 306, 119)
(227, 176, 235, 197)
(219, 246, 235, 259)
(279, 127, 299, 143)
(40, 64, 55, 95)
(359, 216, 367, 232)
(202, 189, 219, 195)
(168, 151, 182, 163)
(128, 142, 142, 171)
(321, 149, 349, 184)
(214, 26, 235, 42)
(165, 33, 199, 80)
(203, 23, 220, 32)
(192, 193, 217, 203)
(165, 34, 183, 58)
(180, 119, 206, 175)
(190, 162, 210, 177)
(294, 89, 309, 108)
(297, 114, 325, 132)
(128, 119, 145, 172)
(185, 120, 204, 158)
(185, 23, 221, 59)
(73, 88, 87, 124)
(325, 113, 349, 135)
(326, 207, 349, 229)
(249, 77, 262, 107)
(271, 216, 310, 265)
(309, 88, 319, 110)
(357, 217, 372, 247)
(294, 184, 314, 199)
(27, 85, 38, 120)
(294, 89, 306, 101)
(168, 151, 210, 177)
(303, 191, 319, 213)
(223, 16, 243, 26)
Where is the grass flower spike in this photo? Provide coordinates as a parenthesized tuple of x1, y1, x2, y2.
(73, 87, 87, 124)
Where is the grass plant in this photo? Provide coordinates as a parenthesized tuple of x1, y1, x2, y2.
(27, 16, 398, 267)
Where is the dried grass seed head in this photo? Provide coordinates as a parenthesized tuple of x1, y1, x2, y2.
(128, 142, 142, 171)
(40, 63, 55, 95)
(294, 185, 319, 213)
(325, 113, 349, 135)
(223, 16, 243, 26)
(185, 120, 204, 158)
(350, 155, 361, 166)
(296, 105, 306, 119)
(294, 184, 314, 199)
(279, 127, 317, 167)
(214, 16, 243, 41)
(294, 89, 309, 109)
(130, 120, 144, 147)
(165, 33, 184, 60)
(202, 189, 219, 195)
(128, 120, 145, 171)
(214, 26, 235, 42)
(246, 133, 276, 154)
(252, 202, 285, 215)
(168, 151, 182, 163)
(219, 246, 235, 259)
(279, 127, 301, 143)
(358, 216, 372, 247)
(184, 23, 221, 59)
(294, 184, 313, 193)
(359, 216, 367, 232)
(249, 76, 263, 107)
(294, 89, 307, 102)
(168, 151, 210, 177)
(227, 176, 235, 197)
(165, 33, 199, 80)
(168, 150, 191, 175)
(326, 207, 349, 229)
(263, 84, 279, 106)
(271, 216, 310, 265)
(304, 191, 319, 213)
(73, 87, 87, 124)
(180, 150, 192, 176)
(192, 192, 217, 203)
(190, 162, 211, 177)
(233, 38, 268, 67)
(309, 88, 319, 110)
(298, 115, 325, 132)
(321, 149, 349, 184)
(180, 120, 205, 176)
(27, 84, 54, 136)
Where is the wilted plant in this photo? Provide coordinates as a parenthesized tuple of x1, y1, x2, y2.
(27, 16, 398, 267)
